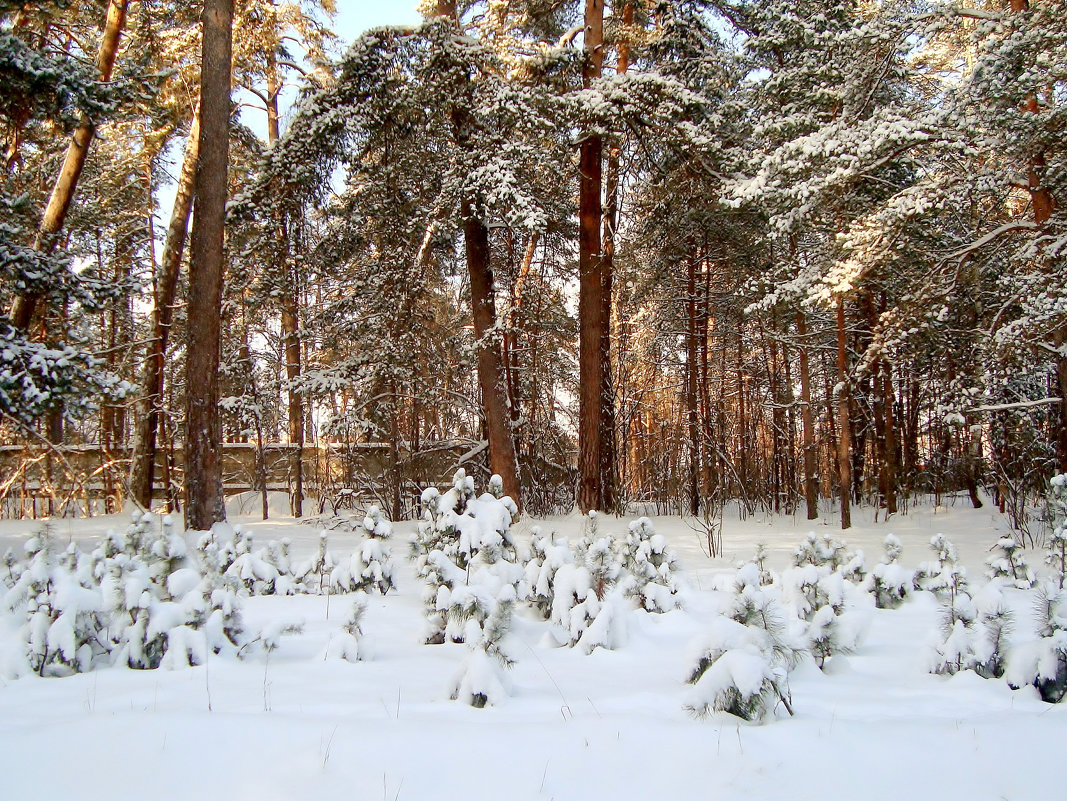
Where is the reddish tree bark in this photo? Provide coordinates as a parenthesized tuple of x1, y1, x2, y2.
(184, 0, 234, 530)
(577, 0, 606, 513)
(835, 297, 853, 530)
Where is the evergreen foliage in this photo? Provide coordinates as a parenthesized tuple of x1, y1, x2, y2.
(685, 563, 800, 722)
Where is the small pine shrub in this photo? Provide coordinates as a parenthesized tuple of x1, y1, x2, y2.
(868, 534, 914, 609)
(985, 536, 1035, 589)
(685, 564, 800, 721)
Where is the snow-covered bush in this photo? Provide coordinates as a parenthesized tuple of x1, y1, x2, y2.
(867, 534, 914, 609)
(4, 527, 105, 676)
(525, 527, 574, 620)
(685, 563, 800, 721)
(985, 536, 1035, 589)
(1006, 584, 1067, 703)
(321, 592, 368, 662)
(4, 514, 245, 676)
(916, 534, 966, 597)
(623, 517, 681, 612)
(929, 576, 1009, 679)
(793, 531, 865, 582)
(1045, 475, 1067, 590)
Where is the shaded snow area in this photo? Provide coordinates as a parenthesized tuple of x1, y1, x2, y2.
(1, 496, 1064, 801)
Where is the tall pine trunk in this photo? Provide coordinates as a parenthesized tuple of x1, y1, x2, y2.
(597, 0, 631, 515)
(835, 297, 852, 530)
(685, 256, 700, 516)
(464, 204, 522, 510)
(184, 0, 233, 530)
(434, 0, 522, 510)
(577, 0, 605, 513)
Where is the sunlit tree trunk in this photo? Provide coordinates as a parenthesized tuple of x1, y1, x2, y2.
(184, 0, 234, 530)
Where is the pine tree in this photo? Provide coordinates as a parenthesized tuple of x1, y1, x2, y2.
(685, 563, 799, 721)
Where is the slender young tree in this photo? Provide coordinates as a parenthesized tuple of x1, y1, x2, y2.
(129, 106, 200, 509)
(184, 0, 234, 530)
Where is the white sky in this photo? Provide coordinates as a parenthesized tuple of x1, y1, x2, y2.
(335, 0, 422, 42)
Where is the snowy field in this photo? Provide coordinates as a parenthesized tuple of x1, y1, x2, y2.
(1, 492, 1064, 801)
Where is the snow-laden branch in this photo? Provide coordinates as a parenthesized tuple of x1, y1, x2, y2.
(941, 221, 1038, 265)
(966, 397, 1062, 414)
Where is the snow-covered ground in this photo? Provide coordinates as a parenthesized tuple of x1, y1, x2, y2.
(1, 493, 1063, 801)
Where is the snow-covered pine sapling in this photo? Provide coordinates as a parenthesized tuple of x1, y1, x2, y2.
(1046, 474, 1067, 590)
(973, 594, 1012, 680)
(488, 474, 505, 499)
(296, 531, 336, 595)
(363, 505, 393, 540)
(868, 534, 914, 609)
(623, 517, 681, 612)
(685, 563, 799, 722)
(793, 531, 865, 582)
(226, 532, 284, 596)
(447, 559, 520, 707)
(358, 505, 395, 594)
(1006, 583, 1067, 703)
(412, 482, 466, 640)
(3, 546, 20, 589)
(559, 534, 628, 654)
(929, 563, 979, 676)
(537, 531, 627, 652)
(780, 566, 862, 670)
(985, 536, 1035, 589)
(525, 527, 573, 620)
(749, 543, 774, 586)
(583, 535, 622, 604)
(322, 592, 369, 662)
(414, 471, 522, 646)
(916, 534, 965, 597)
(4, 526, 106, 676)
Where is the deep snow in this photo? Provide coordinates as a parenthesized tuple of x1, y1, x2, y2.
(1, 494, 1063, 801)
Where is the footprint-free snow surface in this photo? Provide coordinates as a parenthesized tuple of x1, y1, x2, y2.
(1, 496, 1062, 801)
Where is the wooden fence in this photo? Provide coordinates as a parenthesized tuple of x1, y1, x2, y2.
(0, 440, 498, 519)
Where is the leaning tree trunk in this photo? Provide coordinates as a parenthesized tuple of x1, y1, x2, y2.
(577, 0, 606, 513)
(184, 0, 233, 530)
(9, 0, 129, 330)
(129, 105, 200, 509)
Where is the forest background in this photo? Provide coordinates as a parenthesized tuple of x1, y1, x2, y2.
(1, 0, 1064, 539)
